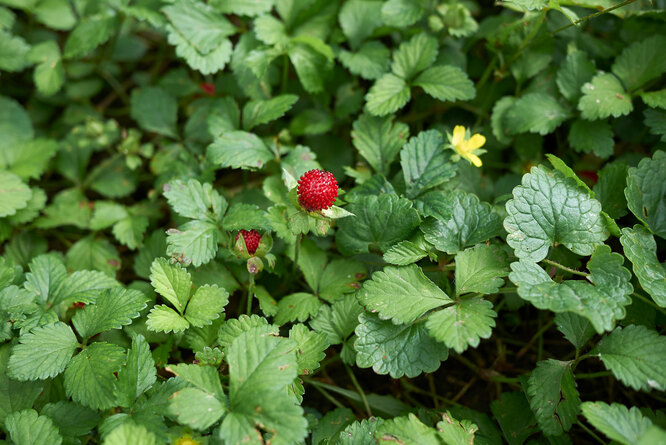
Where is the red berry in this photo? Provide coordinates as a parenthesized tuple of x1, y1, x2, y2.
(236, 229, 261, 255)
(297, 169, 338, 211)
(200, 82, 215, 96)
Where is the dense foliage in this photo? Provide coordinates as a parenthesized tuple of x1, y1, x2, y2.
(1, 0, 666, 443)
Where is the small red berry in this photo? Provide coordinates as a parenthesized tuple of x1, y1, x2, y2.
(297, 169, 338, 211)
(200, 82, 216, 96)
(235, 229, 261, 255)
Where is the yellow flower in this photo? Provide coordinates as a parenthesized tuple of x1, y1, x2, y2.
(451, 125, 485, 167)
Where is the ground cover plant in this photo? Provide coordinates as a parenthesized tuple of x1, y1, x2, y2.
(0, 0, 665, 443)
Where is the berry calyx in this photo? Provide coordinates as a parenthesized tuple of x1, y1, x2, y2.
(235, 229, 262, 255)
(297, 169, 338, 212)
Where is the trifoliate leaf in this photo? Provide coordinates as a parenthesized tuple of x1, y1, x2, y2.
(455, 244, 508, 295)
(338, 41, 391, 80)
(413, 65, 475, 102)
(400, 130, 456, 199)
(168, 387, 226, 430)
(167, 26, 232, 75)
(422, 190, 503, 254)
(510, 245, 632, 333)
(337, 417, 385, 445)
(527, 359, 580, 436)
(381, 0, 423, 27)
(72, 288, 147, 339)
(555, 312, 595, 350)
(310, 293, 363, 345)
(146, 305, 190, 333)
(556, 50, 596, 102)
(579, 73, 633, 120)
(64, 342, 125, 410)
(185, 284, 229, 327)
(338, 0, 383, 48)
(207, 130, 274, 170)
(502, 93, 569, 135)
(358, 264, 452, 324)
(426, 297, 496, 354)
(63, 14, 116, 59)
(504, 166, 608, 262)
(242, 94, 298, 130)
(355, 313, 449, 378)
(275, 292, 322, 325)
(0, 30, 29, 72)
(289, 323, 329, 375)
(383, 240, 428, 265)
(611, 35, 666, 92)
(150, 258, 191, 314)
(317, 259, 366, 302)
(352, 113, 409, 175)
(0, 344, 43, 424)
(90, 202, 128, 229)
(581, 402, 653, 445)
(130, 87, 178, 138)
(376, 413, 440, 444)
(568, 119, 614, 159)
(594, 324, 666, 391)
(5, 409, 63, 445)
(0, 171, 31, 218)
(163, 179, 227, 221)
(365, 73, 410, 116)
(8, 322, 78, 381)
(104, 423, 157, 445)
(88, 155, 138, 199)
(625, 151, 666, 239)
(115, 334, 156, 408)
(620, 226, 666, 307)
(336, 194, 420, 255)
(392, 32, 437, 80)
(35, 188, 92, 229)
(166, 219, 218, 267)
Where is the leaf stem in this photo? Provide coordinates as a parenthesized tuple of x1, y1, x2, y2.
(246, 273, 255, 315)
(575, 371, 613, 379)
(344, 363, 372, 417)
(516, 319, 555, 359)
(577, 420, 607, 445)
(306, 379, 346, 409)
(542, 259, 589, 277)
(551, 0, 638, 35)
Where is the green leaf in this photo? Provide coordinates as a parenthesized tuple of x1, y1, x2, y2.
(288, 42, 331, 94)
(115, 334, 156, 408)
(426, 297, 496, 354)
(5, 409, 62, 445)
(555, 312, 595, 350)
(502, 93, 569, 135)
(375, 413, 440, 445)
(0, 170, 31, 218)
(275, 292, 322, 325)
(510, 245, 632, 333)
(23, 253, 66, 305)
(167, 363, 225, 399)
(625, 151, 666, 239)
(26, 40, 64, 96)
(579, 73, 633, 120)
(612, 35, 666, 92)
(163, 178, 227, 221)
(90, 202, 128, 229)
(400, 130, 456, 199)
(112, 215, 148, 250)
(359, 264, 452, 324)
(381, 0, 423, 27)
(0, 30, 30, 72)
(490, 392, 538, 445)
(134, 231, 167, 279)
(638, 426, 666, 445)
(146, 304, 190, 333)
(504, 166, 608, 262)
(310, 293, 363, 345)
(413, 65, 475, 102)
(72, 288, 147, 339)
(185, 284, 229, 327)
(218, 314, 275, 349)
(455, 244, 508, 295)
(150, 258, 191, 314)
(620, 225, 666, 307)
(581, 402, 653, 445)
(167, 25, 232, 75)
(0, 96, 33, 153)
(104, 423, 157, 445)
(392, 33, 437, 80)
(222, 203, 270, 231)
(365, 73, 411, 116)
(336, 194, 420, 255)
(338, 0, 383, 48)
(242, 94, 298, 130)
(53, 269, 121, 306)
(317, 259, 367, 302)
(40, 401, 100, 437)
(64, 342, 125, 410)
(556, 50, 596, 102)
(644, 108, 666, 142)
(63, 14, 116, 59)
(352, 113, 409, 175)
(355, 313, 449, 378)
(0, 344, 43, 424)
(166, 219, 218, 267)
(8, 322, 78, 381)
(421, 191, 503, 254)
(337, 417, 385, 444)
(0, 138, 58, 181)
(207, 130, 274, 170)
(568, 119, 614, 159)
(168, 387, 226, 430)
(594, 324, 666, 391)
(527, 359, 580, 436)
(338, 41, 391, 80)
(211, 0, 274, 16)
(130, 87, 178, 138)
(383, 240, 428, 266)
(640, 89, 666, 109)
(594, 162, 629, 219)
(435, 412, 478, 445)
(289, 323, 329, 375)
(503, 0, 548, 10)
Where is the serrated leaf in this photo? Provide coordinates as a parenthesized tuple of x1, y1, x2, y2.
(40, 401, 100, 437)
(625, 151, 666, 239)
(163, 179, 227, 221)
(207, 130, 274, 170)
(355, 313, 449, 378)
(644, 108, 666, 142)
(504, 165, 608, 262)
(502, 93, 569, 135)
(162, 0, 235, 54)
(555, 313, 595, 350)
(455, 244, 508, 295)
(581, 402, 653, 445)
(0, 30, 29, 72)
(510, 245, 632, 333)
(150, 258, 191, 314)
(23, 253, 67, 305)
(0, 345, 43, 424)
(620, 225, 666, 307)
(53, 269, 120, 306)
(392, 32, 437, 80)
(64, 342, 125, 410)
(594, 324, 666, 391)
(167, 363, 225, 398)
(0, 138, 58, 181)
(0, 96, 33, 153)
(211, 0, 274, 16)
(168, 387, 226, 430)
(112, 215, 148, 250)
(352, 113, 409, 175)
(147, 304, 190, 333)
(115, 334, 156, 408)
(400, 130, 456, 199)
(375, 413, 440, 444)
(612, 35, 666, 92)
(0, 171, 31, 218)
(275, 292, 322, 325)
(5, 409, 62, 445)
(640, 89, 666, 109)
(383, 240, 428, 265)
(579, 73, 633, 120)
(63, 14, 116, 59)
(310, 293, 363, 345)
(359, 264, 452, 324)
(317, 259, 366, 302)
(527, 359, 580, 436)
(338, 0, 383, 48)
(130, 87, 178, 138)
(8, 322, 78, 381)
(338, 41, 391, 80)
(556, 50, 596, 102)
(336, 194, 420, 255)
(288, 42, 331, 94)
(568, 119, 614, 159)
(435, 412, 478, 445)
(337, 417, 385, 444)
(289, 323, 329, 375)
(381, 0, 423, 27)
(27, 40, 64, 96)
(222, 202, 270, 231)
(185, 284, 229, 327)
(217, 314, 275, 349)
(166, 219, 218, 267)
(104, 423, 157, 445)
(365, 73, 410, 117)
(242, 94, 298, 130)
(413, 65, 475, 102)
(426, 297, 496, 354)
(166, 25, 232, 75)
(72, 288, 147, 339)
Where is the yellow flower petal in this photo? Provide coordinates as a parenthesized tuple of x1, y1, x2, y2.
(466, 134, 486, 151)
(466, 152, 483, 167)
(452, 125, 466, 147)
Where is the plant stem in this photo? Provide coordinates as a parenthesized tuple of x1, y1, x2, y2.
(292, 234, 302, 275)
(542, 259, 589, 277)
(632, 292, 666, 316)
(344, 363, 372, 417)
(516, 319, 555, 359)
(246, 273, 255, 315)
(281, 54, 289, 94)
(576, 371, 613, 379)
(551, 0, 638, 35)
(306, 380, 346, 409)
(577, 421, 607, 445)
